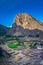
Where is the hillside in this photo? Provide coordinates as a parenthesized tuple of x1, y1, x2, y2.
(0, 24, 9, 36)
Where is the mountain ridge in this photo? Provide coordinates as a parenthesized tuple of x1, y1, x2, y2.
(0, 13, 43, 37)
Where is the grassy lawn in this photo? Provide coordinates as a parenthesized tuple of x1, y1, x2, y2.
(7, 43, 21, 49)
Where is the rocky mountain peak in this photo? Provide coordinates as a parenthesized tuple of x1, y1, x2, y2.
(13, 13, 43, 31)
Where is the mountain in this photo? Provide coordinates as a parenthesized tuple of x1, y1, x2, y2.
(0, 13, 43, 37)
(0, 24, 9, 36)
(13, 13, 43, 31)
(11, 13, 43, 37)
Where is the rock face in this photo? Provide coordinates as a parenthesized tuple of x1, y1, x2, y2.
(13, 13, 43, 31)
(0, 47, 10, 57)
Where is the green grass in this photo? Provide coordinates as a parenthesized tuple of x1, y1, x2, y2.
(7, 43, 20, 49)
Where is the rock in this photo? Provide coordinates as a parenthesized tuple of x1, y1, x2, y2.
(11, 13, 43, 37)
(14, 13, 43, 31)
(40, 60, 43, 64)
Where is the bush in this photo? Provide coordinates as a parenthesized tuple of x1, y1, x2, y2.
(29, 42, 37, 49)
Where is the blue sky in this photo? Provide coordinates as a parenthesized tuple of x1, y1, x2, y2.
(0, 0, 43, 26)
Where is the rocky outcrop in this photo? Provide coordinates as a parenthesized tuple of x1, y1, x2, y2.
(13, 13, 43, 31)
(12, 23, 43, 37)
